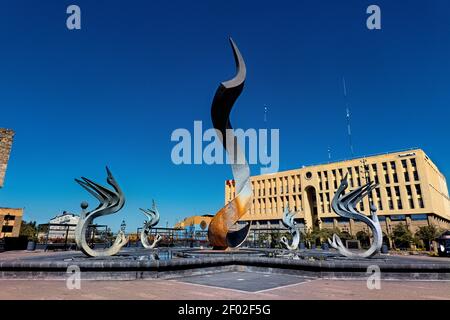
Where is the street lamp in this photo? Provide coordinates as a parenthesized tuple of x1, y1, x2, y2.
(120, 220, 126, 233)
(360, 158, 373, 205)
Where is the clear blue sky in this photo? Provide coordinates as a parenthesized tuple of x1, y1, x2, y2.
(1, 0, 449, 231)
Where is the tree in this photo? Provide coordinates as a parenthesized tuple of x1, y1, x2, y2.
(415, 225, 441, 251)
(356, 230, 370, 248)
(392, 223, 413, 249)
(19, 221, 37, 241)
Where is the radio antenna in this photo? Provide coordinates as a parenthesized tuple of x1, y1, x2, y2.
(343, 77, 354, 157)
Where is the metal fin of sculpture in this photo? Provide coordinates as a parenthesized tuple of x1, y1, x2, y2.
(207, 38, 253, 250)
(140, 200, 162, 249)
(280, 207, 301, 251)
(74, 167, 128, 257)
(328, 174, 383, 258)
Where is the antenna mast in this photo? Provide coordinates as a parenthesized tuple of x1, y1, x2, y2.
(343, 77, 354, 157)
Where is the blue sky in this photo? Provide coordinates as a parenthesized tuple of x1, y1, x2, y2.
(0, 0, 449, 231)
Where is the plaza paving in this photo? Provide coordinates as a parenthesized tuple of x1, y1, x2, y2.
(0, 274, 449, 300)
(1, 250, 450, 299)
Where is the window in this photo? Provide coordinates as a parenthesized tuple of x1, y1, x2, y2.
(347, 167, 354, 187)
(322, 218, 334, 223)
(404, 171, 410, 182)
(378, 216, 386, 221)
(406, 185, 412, 195)
(385, 173, 390, 184)
(318, 172, 322, 190)
(375, 188, 381, 198)
(1, 226, 13, 233)
(386, 188, 392, 197)
(401, 159, 407, 169)
(386, 188, 393, 210)
(410, 158, 417, 169)
(418, 198, 424, 208)
(390, 161, 396, 170)
(377, 199, 383, 211)
(326, 193, 331, 212)
(319, 194, 324, 212)
(415, 184, 424, 208)
(355, 166, 361, 186)
(415, 184, 422, 196)
(411, 214, 428, 221)
(332, 170, 337, 188)
(413, 171, 419, 181)
(394, 186, 402, 209)
(390, 215, 405, 221)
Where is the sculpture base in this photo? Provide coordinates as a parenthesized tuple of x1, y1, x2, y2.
(177, 248, 266, 258)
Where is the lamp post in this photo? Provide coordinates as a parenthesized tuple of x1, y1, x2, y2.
(360, 158, 373, 205)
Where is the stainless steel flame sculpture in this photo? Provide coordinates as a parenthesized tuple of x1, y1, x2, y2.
(328, 175, 382, 258)
(74, 167, 128, 257)
(280, 207, 301, 251)
(140, 200, 162, 249)
(207, 38, 253, 250)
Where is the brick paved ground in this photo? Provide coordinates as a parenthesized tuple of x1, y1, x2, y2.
(1, 250, 449, 300)
(0, 277, 449, 300)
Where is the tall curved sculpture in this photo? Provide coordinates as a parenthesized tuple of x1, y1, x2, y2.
(140, 200, 162, 249)
(207, 38, 253, 250)
(328, 175, 383, 258)
(280, 207, 301, 251)
(74, 167, 128, 257)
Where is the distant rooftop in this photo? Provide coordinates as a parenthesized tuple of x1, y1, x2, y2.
(301, 147, 421, 169)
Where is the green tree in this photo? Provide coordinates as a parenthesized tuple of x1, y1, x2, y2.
(392, 223, 413, 249)
(415, 225, 441, 251)
(19, 221, 37, 241)
(356, 230, 370, 248)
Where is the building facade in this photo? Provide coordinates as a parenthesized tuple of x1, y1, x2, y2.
(0, 128, 15, 188)
(0, 207, 23, 238)
(174, 215, 213, 231)
(47, 212, 79, 239)
(225, 149, 450, 236)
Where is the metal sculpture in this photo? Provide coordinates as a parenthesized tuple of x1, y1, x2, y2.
(74, 167, 128, 257)
(207, 38, 253, 250)
(139, 200, 162, 249)
(280, 207, 301, 250)
(328, 175, 382, 258)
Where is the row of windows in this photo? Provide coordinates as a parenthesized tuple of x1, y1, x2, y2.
(246, 214, 430, 226)
(315, 158, 420, 192)
(228, 158, 422, 202)
(250, 175, 302, 198)
(321, 214, 429, 224)
(238, 183, 425, 215)
(315, 183, 424, 214)
(249, 194, 303, 215)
